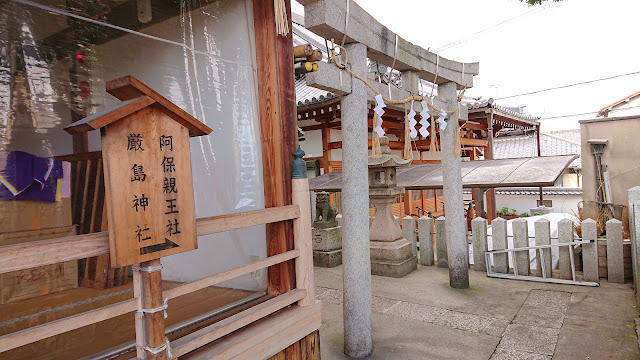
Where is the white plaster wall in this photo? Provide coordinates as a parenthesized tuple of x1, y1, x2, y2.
(300, 129, 322, 158)
(495, 194, 582, 215)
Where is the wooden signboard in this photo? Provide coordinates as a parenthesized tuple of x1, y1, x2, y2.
(66, 76, 212, 267)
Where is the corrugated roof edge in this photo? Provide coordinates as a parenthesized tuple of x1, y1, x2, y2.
(462, 187, 583, 195)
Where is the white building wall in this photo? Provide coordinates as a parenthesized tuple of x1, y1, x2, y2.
(495, 194, 582, 215)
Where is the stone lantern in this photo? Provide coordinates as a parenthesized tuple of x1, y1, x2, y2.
(368, 137, 417, 277)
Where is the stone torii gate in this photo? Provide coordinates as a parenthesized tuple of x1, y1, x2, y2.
(299, 0, 479, 357)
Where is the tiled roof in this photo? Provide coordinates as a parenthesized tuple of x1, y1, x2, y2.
(292, 18, 340, 108)
(548, 129, 581, 144)
(468, 100, 540, 122)
(295, 75, 339, 107)
(463, 187, 582, 195)
(493, 133, 581, 169)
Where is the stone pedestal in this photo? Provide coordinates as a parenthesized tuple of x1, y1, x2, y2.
(530, 206, 554, 216)
(369, 187, 417, 277)
(312, 226, 342, 267)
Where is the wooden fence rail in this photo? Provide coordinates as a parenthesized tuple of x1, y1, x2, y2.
(0, 205, 300, 274)
(0, 204, 305, 354)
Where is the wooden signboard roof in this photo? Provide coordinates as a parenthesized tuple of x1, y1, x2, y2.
(65, 76, 212, 137)
(309, 155, 578, 191)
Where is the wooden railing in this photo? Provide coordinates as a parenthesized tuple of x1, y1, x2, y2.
(0, 187, 317, 358)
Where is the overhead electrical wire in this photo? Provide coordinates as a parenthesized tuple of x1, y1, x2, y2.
(435, 3, 553, 52)
(537, 104, 640, 121)
(495, 70, 640, 100)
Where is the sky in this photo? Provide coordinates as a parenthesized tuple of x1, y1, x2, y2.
(292, 0, 640, 132)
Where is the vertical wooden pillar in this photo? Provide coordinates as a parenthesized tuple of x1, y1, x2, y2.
(253, 0, 296, 295)
(485, 111, 496, 222)
(133, 259, 167, 360)
(321, 122, 331, 174)
(404, 190, 412, 217)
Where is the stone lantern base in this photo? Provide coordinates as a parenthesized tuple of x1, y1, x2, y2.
(370, 239, 417, 277)
(369, 187, 417, 278)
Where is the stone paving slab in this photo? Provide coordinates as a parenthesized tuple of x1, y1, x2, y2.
(498, 324, 559, 356)
(490, 348, 550, 360)
(383, 300, 449, 324)
(513, 305, 566, 329)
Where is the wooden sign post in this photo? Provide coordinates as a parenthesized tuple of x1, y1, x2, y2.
(66, 76, 212, 359)
(66, 75, 212, 267)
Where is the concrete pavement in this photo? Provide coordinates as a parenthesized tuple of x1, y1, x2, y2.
(315, 265, 640, 359)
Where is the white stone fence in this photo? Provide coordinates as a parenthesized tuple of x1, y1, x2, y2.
(402, 215, 628, 285)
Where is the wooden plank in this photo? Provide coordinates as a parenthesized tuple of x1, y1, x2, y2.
(268, 330, 319, 360)
(292, 179, 315, 306)
(163, 250, 300, 300)
(196, 205, 300, 237)
(0, 298, 139, 353)
(181, 303, 322, 360)
(171, 289, 307, 357)
(253, 0, 297, 296)
(299, 121, 341, 131)
(0, 232, 110, 274)
(0, 206, 300, 274)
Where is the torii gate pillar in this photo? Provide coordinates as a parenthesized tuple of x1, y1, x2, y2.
(340, 42, 373, 358)
(438, 82, 470, 289)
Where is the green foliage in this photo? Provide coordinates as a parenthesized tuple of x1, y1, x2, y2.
(520, 212, 529, 218)
(534, 212, 543, 216)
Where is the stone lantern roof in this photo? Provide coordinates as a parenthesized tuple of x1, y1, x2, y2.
(368, 137, 412, 168)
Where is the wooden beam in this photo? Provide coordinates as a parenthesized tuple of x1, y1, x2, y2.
(299, 120, 341, 131)
(292, 178, 315, 306)
(253, 0, 297, 295)
(171, 289, 307, 357)
(0, 206, 301, 274)
(322, 122, 331, 174)
(196, 205, 300, 237)
(179, 303, 322, 360)
(0, 298, 139, 353)
(163, 250, 300, 300)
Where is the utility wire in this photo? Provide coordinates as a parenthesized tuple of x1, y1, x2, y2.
(538, 104, 640, 121)
(495, 70, 640, 100)
(435, 3, 553, 52)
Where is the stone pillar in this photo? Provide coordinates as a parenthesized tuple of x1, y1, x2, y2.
(558, 218, 574, 280)
(607, 219, 624, 284)
(403, 216, 417, 256)
(628, 187, 640, 304)
(581, 219, 599, 283)
(471, 217, 487, 272)
(492, 218, 508, 274)
(339, 42, 372, 358)
(512, 218, 530, 276)
(438, 82, 469, 289)
(435, 217, 448, 268)
(418, 216, 434, 266)
(534, 218, 552, 278)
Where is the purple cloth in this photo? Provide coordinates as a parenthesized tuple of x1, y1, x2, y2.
(0, 151, 63, 202)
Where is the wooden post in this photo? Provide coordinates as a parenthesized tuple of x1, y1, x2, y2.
(292, 147, 315, 306)
(485, 111, 496, 222)
(253, 0, 297, 295)
(404, 189, 412, 217)
(321, 122, 331, 174)
(134, 259, 168, 360)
